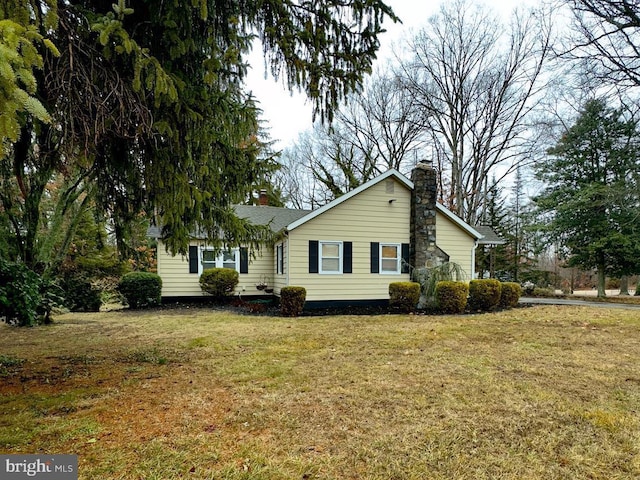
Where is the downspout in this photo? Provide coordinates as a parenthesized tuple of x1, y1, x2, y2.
(471, 240, 478, 280)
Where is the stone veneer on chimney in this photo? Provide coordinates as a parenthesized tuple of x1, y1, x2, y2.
(410, 162, 449, 271)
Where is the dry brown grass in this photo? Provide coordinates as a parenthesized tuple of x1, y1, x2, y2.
(1, 305, 640, 479)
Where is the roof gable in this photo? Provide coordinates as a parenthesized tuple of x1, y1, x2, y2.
(286, 169, 481, 240)
(287, 169, 412, 231)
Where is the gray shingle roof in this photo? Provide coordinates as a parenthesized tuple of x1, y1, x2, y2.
(474, 225, 506, 245)
(233, 205, 311, 232)
(147, 205, 311, 239)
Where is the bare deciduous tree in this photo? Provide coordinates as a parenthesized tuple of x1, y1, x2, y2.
(565, 0, 640, 88)
(335, 70, 425, 174)
(398, 0, 554, 225)
(276, 69, 426, 208)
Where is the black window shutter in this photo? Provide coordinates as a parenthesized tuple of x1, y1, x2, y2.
(370, 242, 380, 273)
(188, 245, 198, 274)
(239, 247, 249, 274)
(309, 240, 319, 273)
(401, 243, 410, 274)
(343, 241, 352, 273)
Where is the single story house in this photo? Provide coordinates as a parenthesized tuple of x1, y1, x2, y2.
(150, 163, 485, 307)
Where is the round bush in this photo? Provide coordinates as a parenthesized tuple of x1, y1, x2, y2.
(280, 286, 306, 317)
(435, 281, 469, 314)
(389, 282, 421, 313)
(118, 272, 162, 309)
(60, 275, 102, 312)
(468, 279, 502, 312)
(499, 282, 522, 309)
(199, 268, 239, 297)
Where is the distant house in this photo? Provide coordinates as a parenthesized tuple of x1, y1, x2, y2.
(149, 164, 485, 307)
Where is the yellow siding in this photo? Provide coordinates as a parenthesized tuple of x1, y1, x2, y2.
(243, 245, 274, 296)
(157, 241, 273, 297)
(156, 178, 476, 302)
(288, 178, 411, 302)
(156, 245, 198, 297)
(436, 213, 476, 281)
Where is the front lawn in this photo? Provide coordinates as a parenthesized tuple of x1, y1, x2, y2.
(1, 306, 639, 479)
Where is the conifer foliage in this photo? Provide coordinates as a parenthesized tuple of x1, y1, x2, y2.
(534, 99, 640, 297)
(1, 0, 397, 269)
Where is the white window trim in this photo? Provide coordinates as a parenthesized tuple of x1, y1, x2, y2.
(276, 243, 284, 275)
(319, 240, 343, 274)
(199, 246, 240, 275)
(380, 243, 401, 275)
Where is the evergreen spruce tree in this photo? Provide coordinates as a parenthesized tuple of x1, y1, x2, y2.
(534, 99, 640, 297)
(1, 0, 398, 268)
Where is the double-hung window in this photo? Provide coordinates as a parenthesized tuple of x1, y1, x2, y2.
(380, 243, 401, 274)
(370, 242, 409, 274)
(320, 241, 342, 274)
(221, 250, 238, 270)
(200, 248, 239, 274)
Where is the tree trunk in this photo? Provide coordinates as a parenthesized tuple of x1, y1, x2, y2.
(596, 255, 606, 297)
(619, 275, 630, 295)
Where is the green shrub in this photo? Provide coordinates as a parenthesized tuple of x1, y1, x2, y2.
(0, 259, 59, 326)
(60, 275, 102, 312)
(199, 268, 239, 298)
(118, 272, 162, 309)
(468, 279, 502, 312)
(412, 262, 466, 306)
(532, 287, 557, 297)
(435, 281, 469, 314)
(499, 282, 522, 309)
(280, 286, 306, 317)
(389, 282, 421, 313)
(635, 282, 640, 296)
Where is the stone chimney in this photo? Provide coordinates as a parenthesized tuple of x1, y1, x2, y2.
(410, 161, 448, 270)
(258, 189, 268, 206)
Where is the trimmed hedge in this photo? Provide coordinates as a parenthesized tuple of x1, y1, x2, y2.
(389, 282, 421, 313)
(499, 282, 522, 309)
(435, 281, 469, 314)
(118, 272, 162, 309)
(280, 286, 306, 317)
(199, 268, 239, 298)
(468, 279, 502, 312)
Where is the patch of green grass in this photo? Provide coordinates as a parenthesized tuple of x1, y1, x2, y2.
(187, 336, 213, 348)
(123, 347, 172, 365)
(0, 390, 102, 448)
(0, 355, 24, 376)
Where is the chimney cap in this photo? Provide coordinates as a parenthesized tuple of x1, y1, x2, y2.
(258, 189, 269, 206)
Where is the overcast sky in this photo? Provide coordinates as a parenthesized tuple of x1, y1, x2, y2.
(244, 0, 540, 150)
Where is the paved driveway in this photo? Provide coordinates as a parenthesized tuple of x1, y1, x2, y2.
(520, 296, 640, 310)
